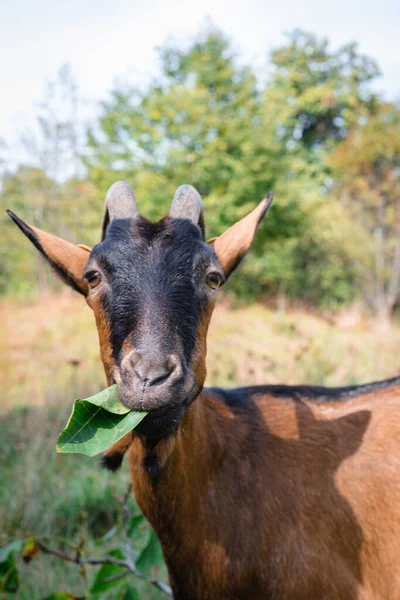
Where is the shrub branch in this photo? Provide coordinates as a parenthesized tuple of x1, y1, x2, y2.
(35, 540, 173, 596)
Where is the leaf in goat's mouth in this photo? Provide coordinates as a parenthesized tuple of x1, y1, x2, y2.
(82, 385, 131, 414)
(56, 384, 147, 457)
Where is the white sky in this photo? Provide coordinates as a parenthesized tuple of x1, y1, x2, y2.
(1, 0, 399, 154)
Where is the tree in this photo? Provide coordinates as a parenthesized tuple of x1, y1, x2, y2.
(0, 66, 98, 296)
(253, 29, 383, 306)
(266, 30, 380, 171)
(329, 102, 400, 321)
(85, 27, 314, 300)
(20, 63, 83, 182)
(0, 167, 56, 294)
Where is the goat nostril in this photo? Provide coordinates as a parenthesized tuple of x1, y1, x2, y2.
(149, 371, 171, 386)
(133, 357, 175, 387)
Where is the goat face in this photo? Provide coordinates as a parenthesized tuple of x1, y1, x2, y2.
(7, 182, 272, 437)
(85, 215, 222, 425)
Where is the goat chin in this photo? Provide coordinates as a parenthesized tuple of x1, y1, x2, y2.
(133, 405, 187, 439)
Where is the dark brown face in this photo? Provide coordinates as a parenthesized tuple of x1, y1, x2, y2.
(84, 215, 224, 427)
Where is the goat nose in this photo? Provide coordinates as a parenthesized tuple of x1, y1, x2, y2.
(133, 355, 175, 386)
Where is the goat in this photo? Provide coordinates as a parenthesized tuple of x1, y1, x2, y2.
(8, 182, 400, 599)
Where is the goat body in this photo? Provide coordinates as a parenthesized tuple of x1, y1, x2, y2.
(120, 382, 400, 600)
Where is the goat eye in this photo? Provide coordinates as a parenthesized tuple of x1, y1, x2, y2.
(87, 271, 101, 289)
(206, 273, 222, 290)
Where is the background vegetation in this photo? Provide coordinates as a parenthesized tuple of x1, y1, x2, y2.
(1, 24, 400, 599)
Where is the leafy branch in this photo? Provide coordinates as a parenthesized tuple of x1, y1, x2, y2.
(34, 540, 172, 596)
(0, 483, 171, 598)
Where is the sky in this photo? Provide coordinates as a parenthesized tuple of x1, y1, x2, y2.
(1, 0, 399, 161)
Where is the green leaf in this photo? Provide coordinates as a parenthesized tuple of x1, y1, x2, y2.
(119, 584, 140, 600)
(56, 400, 147, 457)
(0, 555, 18, 593)
(127, 514, 146, 539)
(91, 549, 126, 594)
(0, 540, 23, 562)
(136, 530, 164, 576)
(0, 540, 22, 593)
(83, 385, 131, 415)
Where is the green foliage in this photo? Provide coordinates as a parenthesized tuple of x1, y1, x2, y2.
(83, 385, 131, 415)
(0, 385, 170, 599)
(329, 103, 400, 316)
(1, 515, 166, 599)
(82, 27, 384, 307)
(268, 30, 379, 155)
(85, 27, 281, 230)
(56, 387, 147, 456)
(0, 167, 101, 296)
(90, 550, 126, 594)
(135, 532, 164, 578)
(0, 541, 22, 593)
(120, 586, 141, 600)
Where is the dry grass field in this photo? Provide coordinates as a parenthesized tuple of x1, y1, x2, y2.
(2, 292, 400, 411)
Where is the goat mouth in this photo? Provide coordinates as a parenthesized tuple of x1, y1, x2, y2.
(117, 368, 198, 412)
(134, 404, 186, 439)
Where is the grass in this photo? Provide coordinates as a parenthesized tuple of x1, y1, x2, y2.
(2, 291, 400, 598)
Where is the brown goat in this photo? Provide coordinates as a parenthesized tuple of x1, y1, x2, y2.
(8, 182, 400, 599)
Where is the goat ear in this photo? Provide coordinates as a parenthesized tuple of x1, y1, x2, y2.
(7, 210, 90, 295)
(210, 193, 273, 278)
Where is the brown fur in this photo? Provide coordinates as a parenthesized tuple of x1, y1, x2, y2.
(88, 296, 114, 381)
(126, 385, 400, 599)
(31, 225, 90, 293)
(189, 301, 216, 391)
(212, 194, 273, 276)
